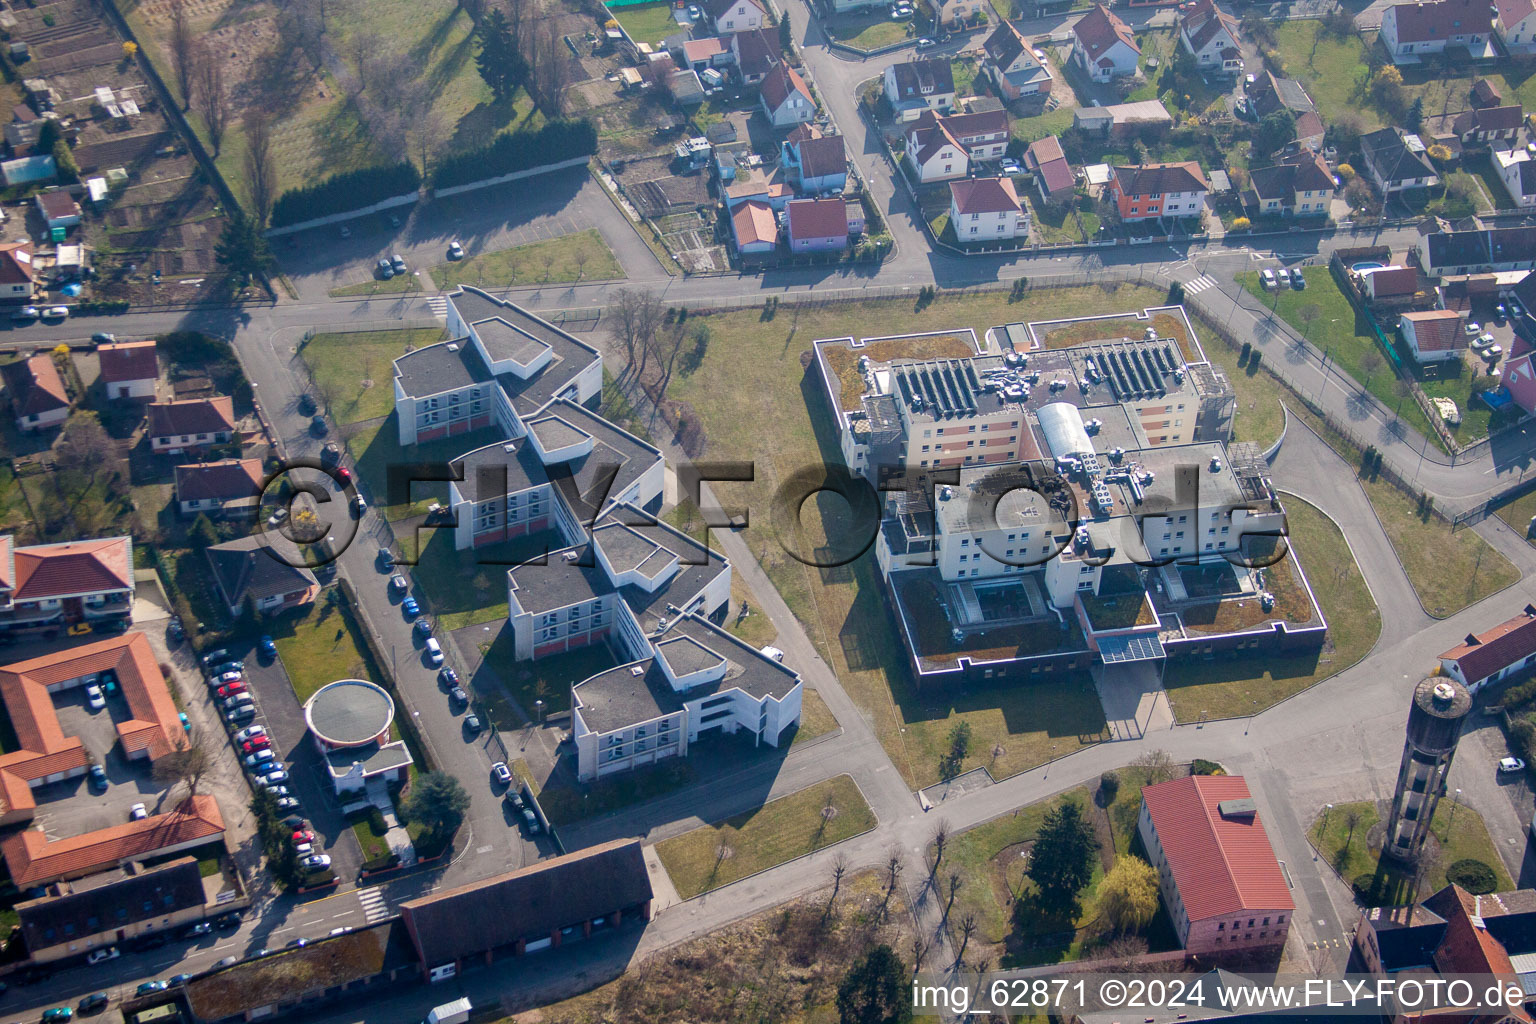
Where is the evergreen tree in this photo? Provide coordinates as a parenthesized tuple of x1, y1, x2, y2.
(190, 513, 219, 550)
(1026, 801, 1099, 915)
(836, 945, 911, 1024)
(214, 214, 272, 286)
(475, 9, 524, 103)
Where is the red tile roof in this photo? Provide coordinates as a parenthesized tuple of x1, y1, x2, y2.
(731, 200, 778, 247)
(1141, 775, 1293, 922)
(731, 28, 781, 77)
(949, 175, 1022, 215)
(908, 118, 964, 167)
(683, 36, 728, 64)
(1026, 136, 1075, 195)
(0, 536, 11, 592)
(98, 340, 158, 385)
(1439, 606, 1536, 685)
(1180, 0, 1240, 53)
(1, 795, 224, 887)
(1366, 266, 1421, 298)
(786, 197, 849, 240)
(12, 537, 132, 600)
(1073, 5, 1139, 62)
(2, 354, 69, 417)
(761, 62, 811, 112)
(1402, 309, 1466, 352)
(174, 458, 264, 504)
(0, 242, 36, 287)
(148, 397, 235, 439)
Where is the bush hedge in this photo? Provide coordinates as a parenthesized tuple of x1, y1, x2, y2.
(270, 161, 421, 229)
(430, 120, 597, 190)
(1192, 759, 1226, 776)
(1445, 858, 1497, 895)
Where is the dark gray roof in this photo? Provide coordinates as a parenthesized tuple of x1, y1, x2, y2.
(527, 414, 592, 452)
(307, 680, 393, 746)
(471, 317, 551, 367)
(592, 521, 678, 580)
(18, 857, 205, 950)
(1427, 229, 1491, 268)
(204, 534, 318, 610)
(392, 340, 491, 399)
(1360, 128, 1436, 185)
(324, 741, 411, 775)
(572, 612, 799, 733)
(536, 399, 663, 526)
(450, 438, 549, 501)
(448, 289, 602, 415)
(400, 839, 652, 965)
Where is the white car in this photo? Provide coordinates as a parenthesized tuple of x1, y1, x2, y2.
(245, 750, 275, 768)
(87, 947, 121, 964)
(1465, 321, 1482, 336)
(42, 305, 68, 319)
(301, 854, 332, 871)
(1261, 268, 1278, 289)
(267, 507, 289, 528)
(1033, 47, 1047, 60)
(234, 725, 267, 743)
(1500, 757, 1526, 774)
(129, 803, 147, 820)
(86, 684, 105, 710)
(425, 638, 444, 666)
(1485, 344, 1504, 358)
(759, 645, 785, 662)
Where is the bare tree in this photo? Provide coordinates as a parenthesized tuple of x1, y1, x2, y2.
(931, 819, 950, 877)
(957, 912, 979, 961)
(910, 932, 930, 971)
(573, 247, 590, 281)
(168, 0, 195, 110)
(243, 113, 278, 228)
(401, 80, 448, 180)
(523, 22, 568, 117)
(608, 288, 665, 384)
(1343, 806, 1364, 849)
(348, 31, 390, 98)
(152, 741, 212, 797)
(1360, 350, 1385, 389)
(53, 412, 118, 488)
(944, 870, 962, 921)
(1132, 749, 1176, 785)
(826, 854, 848, 916)
(1297, 303, 1322, 338)
(192, 44, 230, 155)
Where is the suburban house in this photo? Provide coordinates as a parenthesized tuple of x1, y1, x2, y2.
(904, 117, 968, 183)
(1071, 5, 1140, 83)
(18, 857, 212, 963)
(724, 170, 794, 210)
(781, 130, 847, 194)
(1495, 0, 1536, 53)
(981, 21, 1054, 101)
(786, 197, 851, 252)
(1137, 775, 1293, 956)
(399, 840, 652, 969)
(1359, 265, 1422, 304)
(1353, 883, 1536, 989)
(1073, 99, 1173, 137)
(680, 36, 729, 72)
(704, 0, 765, 34)
(571, 612, 802, 781)
(0, 535, 134, 637)
(948, 176, 1029, 241)
(1359, 128, 1439, 194)
(1379, 0, 1497, 63)
(173, 458, 263, 517)
(1024, 135, 1075, 201)
(1452, 104, 1523, 146)
(35, 191, 81, 232)
(760, 62, 815, 128)
(1414, 223, 1536, 275)
(1108, 161, 1209, 221)
(1, 353, 69, 432)
(1245, 148, 1334, 217)
(1, 795, 224, 888)
(1178, 0, 1242, 73)
(1438, 605, 1536, 693)
(97, 340, 158, 400)
(205, 534, 320, 618)
(730, 199, 779, 255)
(1495, 147, 1536, 208)
(730, 28, 781, 85)
(148, 397, 236, 455)
(883, 59, 957, 122)
(1399, 309, 1467, 363)
(926, 0, 986, 28)
(1506, 335, 1536, 418)
(1247, 71, 1322, 147)
(0, 242, 37, 302)
(909, 108, 1009, 160)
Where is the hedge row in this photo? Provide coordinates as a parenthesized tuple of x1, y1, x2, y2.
(430, 120, 597, 190)
(270, 161, 421, 229)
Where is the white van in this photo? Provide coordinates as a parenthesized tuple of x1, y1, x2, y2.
(425, 638, 443, 666)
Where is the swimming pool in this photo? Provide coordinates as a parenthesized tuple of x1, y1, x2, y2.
(1352, 261, 1384, 272)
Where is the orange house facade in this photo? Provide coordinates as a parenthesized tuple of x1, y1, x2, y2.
(1107, 162, 1210, 222)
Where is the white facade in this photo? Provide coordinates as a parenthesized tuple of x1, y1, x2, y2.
(108, 378, 156, 400)
(16, 406, 67, 432)
(882, 66, 957, 120)
(948, 196, 1028, 240)
(711, 0, 765, 33)
(907, 134, 968, 183)
(1495, 148, 1536, 208)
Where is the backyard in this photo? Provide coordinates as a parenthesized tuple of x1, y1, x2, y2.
(611, 1, 684, 45)
(302, 329, 445, 426)
(429, 230, 624, 290)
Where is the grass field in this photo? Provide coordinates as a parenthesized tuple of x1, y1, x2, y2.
(272, 599, 374, 702)
(825, 10, 913, 49)
(1197, 328, 1285, 448)
(401, 526, 564, 631)
(655, 775, 877, 898)
(346, 417, 505, 521)
(429, 230, 623, 290)
(668, 286, 1172, 788)
(1010, 107, 1077, 146)
(302, 329, 444, 426)
(328, 274, 424, 299)
(1308, 798, 1512, 905)
(612, 1, 684, 45)
(1163, 494, 1380, 722)
(1494, 487, 1536, 545)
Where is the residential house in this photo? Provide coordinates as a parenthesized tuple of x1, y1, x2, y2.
(760, 62, 815, 128)
(1399, 309, 1467, 363)
(1495, 147, 1536, 208)
(926, 0, 985, 28)
(0, 536, 134, 637)
(0, 242, 36, 302)
(399, 840, 652, 969)
(173, 458, 263, 518)
(1024, 135, 1075, 202)
(1495, 0, 1536, 53)
(704, 0, 765, 34)
(786, 197, 851, 252)
(1072, 99, 1173, 137)
(1178, 0, 1242, 73)
(148, 397, 236, 455)
(1, 795, 224, 888)
(781, 131, 847, 194)
(1452, 104, 1523, 146)
(1071, 5, 1140, 83)
(204, 533, 320, 618)
(883, 59, 957, 122)
(680, 36, 730, 73)
(17, 857, 213, 963)
(723, 169, 794, 209)
(97, 340, 157, 400)
(572, 612, 802, 782)
(904, 117, 968, 183)
(909, 108, 1009, 161)
(732, 199, 779, 256)
(35, 191, 80, 232)
(1359, 128, 1439, 193)
(1, 353, 69, 432)
(730, 28, 781, 85)
(1438, 605, 1536, 692)
(1505, 334, 1536, 418)
(1245, 148, 1334, 217)
(948, 176, 1029, 241)
(1378, 0, 1496, 63)
(1137, 775, 1293, 956)
(1247, 70, 1317, 124)
(1359, 266, 1422, 305)
(1108, 161, 1209, 221)
(1414, 223, 1536, 275)
(981, 21, 1054, 100)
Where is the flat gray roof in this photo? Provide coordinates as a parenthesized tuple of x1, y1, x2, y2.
(527, 414, 591, 452)
(306, 680, 394, 746)
(472, 317, 551, 367)
(325, 740, 412, 776)
(449, 289, 602, 415)
(538, 400, 663, 525)
(393, 341, 491, 398)
(451, 438, 549, 500)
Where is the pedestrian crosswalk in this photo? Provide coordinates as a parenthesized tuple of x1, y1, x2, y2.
(357, 886, 391, 923)
(426, 295, 448, 320)
(1183, 274, 1218, 294)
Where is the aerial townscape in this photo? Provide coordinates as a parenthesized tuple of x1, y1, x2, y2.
(6, 0, 1536, 1020)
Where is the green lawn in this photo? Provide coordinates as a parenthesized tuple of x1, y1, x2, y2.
(328, 274, 425, 299)
(345, 416, 506, 521)
(1010, 107, 1077, 146)
(479, 636, 618, 719)
(1163, 494, 1379, 722)
(400, 525, 564, 631)
(1416, 356, 1498, 447)
(0, 463, 31, 538)
(655, 775, 877, 898)
(1494, 487, 1536, 545)
(429, 230, 623, 290)
(302, 329, 445, 426)
(350, 815, 392, 866)
(1027, 195, 1095, 245)
(793, 688, 839, 745)
(1308, 798, 1512, 905)
(612, 1, 683, 45)
(951, 58, 979, 98)
(271, 599, 374, 703)
(825, 11, 912, 49)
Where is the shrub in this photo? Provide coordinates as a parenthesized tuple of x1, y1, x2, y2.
(1446, 859, 1497, 895)
(1099, 771, 1120, 803)
(431, 120, 598, 190)
(270, 161, 421, 229)
(1231, 216, 1251, 231)
(1191, 758, 1225, 775)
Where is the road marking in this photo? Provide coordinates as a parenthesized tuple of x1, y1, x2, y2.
(1183, 274, 1218, 294)
(426, 296, 448, 320)
(357, 886, 391, 923)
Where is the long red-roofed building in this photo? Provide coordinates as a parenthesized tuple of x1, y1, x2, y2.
(1137, 774, 1293, 954)
(0, 535, 134, 634)
(1, 794, 224, 887)
(1439, 604, 1536, 694)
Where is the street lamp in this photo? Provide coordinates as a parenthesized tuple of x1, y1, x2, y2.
(535, 699, 545, 725)
(1323, 802, 1334, 834)
(1449, 788, 1462, 829)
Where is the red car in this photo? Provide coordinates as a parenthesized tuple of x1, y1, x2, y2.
(292, 829, 315, 845)
(217, 682, 247, 698)
(241, 737, 271, 754)
(334, 466, 353, 485)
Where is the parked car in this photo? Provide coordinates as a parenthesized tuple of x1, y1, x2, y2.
(390, 255, 407, 274)
(259, 636, 277, 659)
(1486, 344, 1504, 358)
(241, 737, 271, 753)
(522, 807, 541, 834)
(217, 682, 248, 699)
(293, 837, 313, 854)
(1288, 267, 1305, 289)
(402, 596, 420, 618)
(286, 938, 309, 949)
(136, 981, 169, 995)
(375, 258, 395, 279)
(378, 547, 394, 568)
(129, 803, 147, 820)
(1260, 268, 1278, 289)
(235, 724, 267, 743)
(42, 305, 68, 319)
(211, 670, 243, 686)
(90, 332, 115, 344)
(185, 921, 212, 937)
(85, 684, 105, 710)
(440, 666, 459, 688)
(1511, 300, 1526, 318)
(293, 828, 316, 845)
(222, 694, 254, 712)
(245, 750, 275, 768)
(169, 974, 194, 986)
(1465, 321, 1482, 336)
(447, 241, 464, 260)
(505, 790, 525, 810)
(491, 761, 512, 785)
(276, 796, 301, 813)
(334, 465, 353, 485)
(321, 442, 341, 466)
(310, 415, 329, 437)
(78, 993, 109, 1014)
(916, 36, 936, 48)
(214, 956, 240, 969)
(351, 494, 367, 515)
(450, 686, 468, 705)
(301, 854, 332, 871)
(759, 645, 785, 662)
(391, 574, 408, 593)
(425, 638, 444, 666)
(212, 660, 245, 675)
(226, 706, 256, 724)
(463, 712, 482, 734)
(260, 769, 290, 785)
(201, 648, 231, 667)
(11, 305, 39, 322)
(87, 764, 107, 792)
(414, 618, 433, 638)
(214, 912, 242, 930)
(42, 1008, 74, 1022)
(86, 947, 120, 965)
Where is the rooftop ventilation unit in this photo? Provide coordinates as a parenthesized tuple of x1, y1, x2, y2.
(630, 665, 645, 676)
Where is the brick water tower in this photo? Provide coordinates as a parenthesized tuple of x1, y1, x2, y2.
(1382, 677, 1472, 864)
